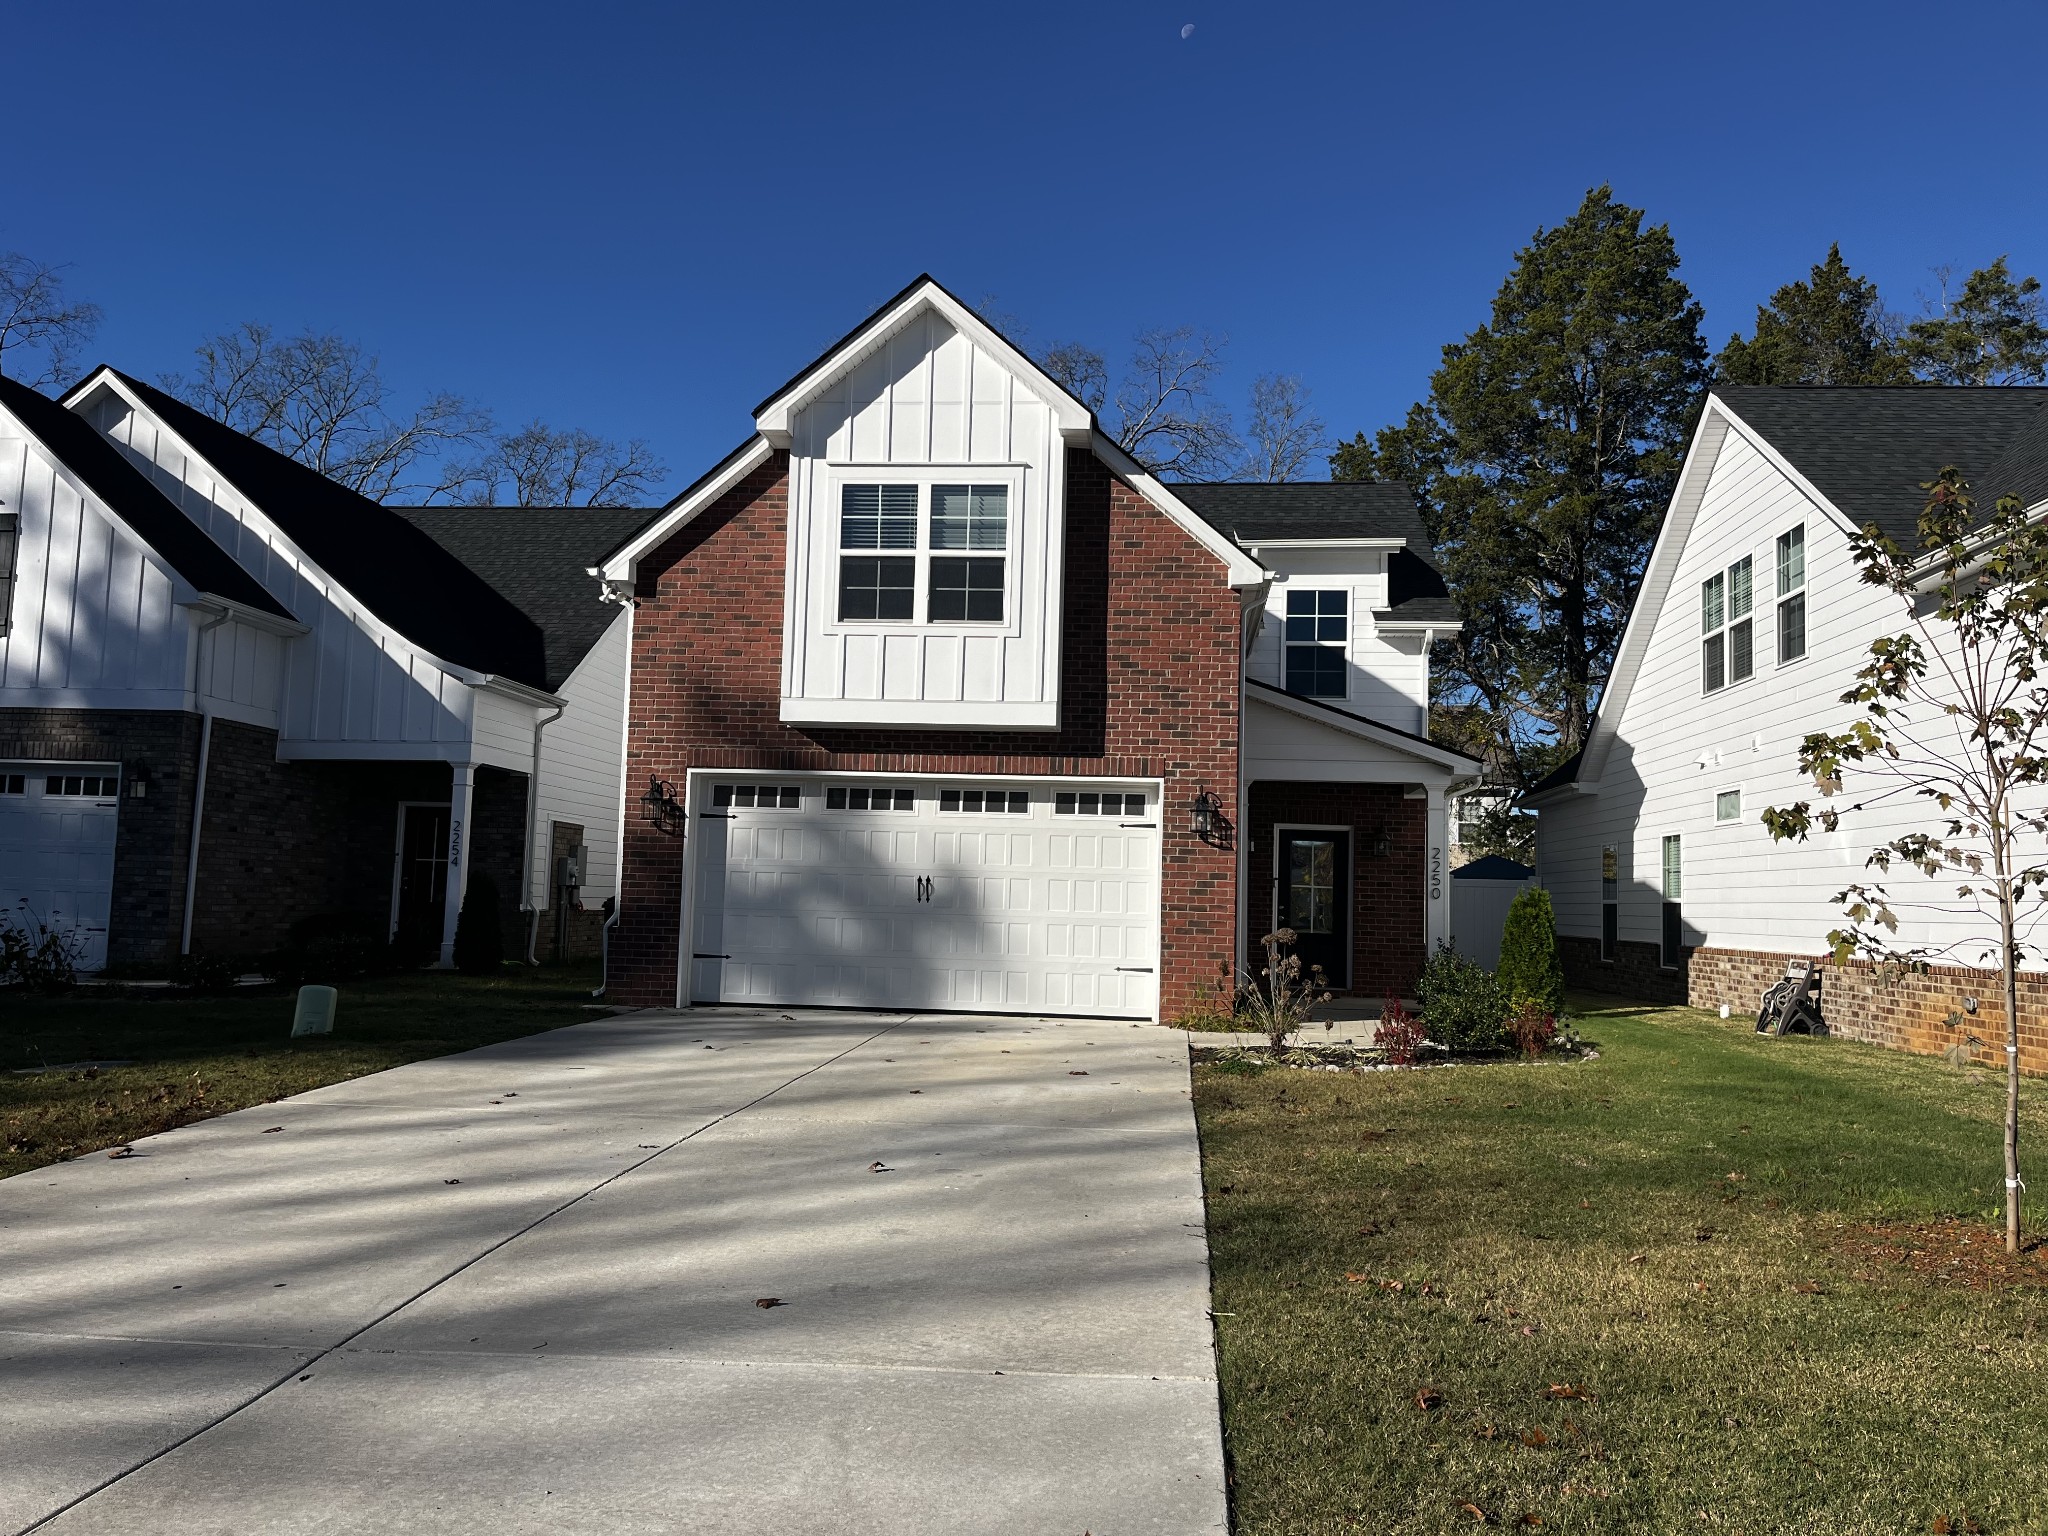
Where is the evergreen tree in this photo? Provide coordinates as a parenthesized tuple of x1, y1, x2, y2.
(1332, 186, 1708, 777)
(1495, 886, 1565, 1017)
(1899, 257, 2048, 385)
(1716, 244, 1912, 385)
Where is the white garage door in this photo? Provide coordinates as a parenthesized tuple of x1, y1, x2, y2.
(689, 776, 1160, 1019)
(0, 763, 121, 971)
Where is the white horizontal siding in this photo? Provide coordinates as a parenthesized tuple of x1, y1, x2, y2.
(1245, 554, 1428, 736)
(1544, 425, 2039, 968)
(529, 609, 628, 906)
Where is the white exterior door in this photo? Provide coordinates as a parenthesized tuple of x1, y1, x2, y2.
(0, 764, 121, 971)
(689, 776, 1160, 1019)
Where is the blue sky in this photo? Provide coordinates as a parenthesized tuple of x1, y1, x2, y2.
(10, 0, 2047, 497)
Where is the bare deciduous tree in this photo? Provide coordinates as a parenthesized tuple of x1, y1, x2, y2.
(1764, 469, 2047, 1254)
(164, 324, 492, 502)
(1037, 328, 1239, 480)
(1240, 373, 1329, 482)
(0, 251, 103, 388)
(464, 422, 667, 507)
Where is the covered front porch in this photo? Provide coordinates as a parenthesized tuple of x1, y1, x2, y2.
(1240, 681, 1479, 999)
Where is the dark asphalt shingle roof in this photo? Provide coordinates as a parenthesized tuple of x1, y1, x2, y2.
(0, 373, 291, 620)
(107, 372, 549, 690)
(1173, 481, 1460, 622)
(391, 507, 647, 690)
(1714, 385, 2048, 541)
(1453, 854, 1534, 881)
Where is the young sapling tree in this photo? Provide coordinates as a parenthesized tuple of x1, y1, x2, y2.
(1763, 469, 2045, 1253)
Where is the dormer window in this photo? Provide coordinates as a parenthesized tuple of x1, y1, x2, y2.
(1284, 589, 1348, 698)
(836, 482, 1008, 624)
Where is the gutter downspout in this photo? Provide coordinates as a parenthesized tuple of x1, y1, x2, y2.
(180, 604, 232, 956)
(520, 700, 566, 965)
(594, 593, 636, 998)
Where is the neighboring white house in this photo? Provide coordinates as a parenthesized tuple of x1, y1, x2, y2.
(1527, 384, 2048, 1069)
(0, 365, 629, 970)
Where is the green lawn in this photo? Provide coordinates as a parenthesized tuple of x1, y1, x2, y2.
(2, 964, 602, 1179)
(1196, 995, 2047, 1535)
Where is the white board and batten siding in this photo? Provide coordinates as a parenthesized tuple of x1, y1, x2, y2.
(79, 389, 530, 768)
(780, 309, 1067, 729)
(528, 609, 630, 906)
(0, 422, 285, 725)
(1540, 420, 2013, 966)
(1245, 551, 1429, 737)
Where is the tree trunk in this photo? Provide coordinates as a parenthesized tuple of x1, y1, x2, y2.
(2002, 881, 2023, 1256)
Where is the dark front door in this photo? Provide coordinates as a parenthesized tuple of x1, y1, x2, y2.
(1277, 830, 1350, 989)
(394, 804, 452, 957)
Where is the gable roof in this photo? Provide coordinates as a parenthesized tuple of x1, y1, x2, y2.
(74, 370, 549, 690)
(0, 373, 291, 621)
(392, 506, 645, 689)
(1714, 385, 2048, 541)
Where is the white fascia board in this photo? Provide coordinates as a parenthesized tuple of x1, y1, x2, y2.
(1577, 400, 1747, 786)
(470, 674, 566, 710)
(1240, 536, 1407, 552)
(1373, 618, 1464, 634)
(597, 435, 775, 583)
(64, 369, 497, 691)
(180, 595, 309, 638)
(1090, 432, 1269, 588)
(778, 696, 1059, 730)
(1249, 684, 1479, 772)
(754, 281, 1093, 449)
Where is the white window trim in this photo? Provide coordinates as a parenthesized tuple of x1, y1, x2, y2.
(1280, 587, 1352, 703)
(822, 465, 1027, 640)
(1775, 522, 1809, 668)
(1701, 555, 1757, 695)
(1714, 786, 1744, 824)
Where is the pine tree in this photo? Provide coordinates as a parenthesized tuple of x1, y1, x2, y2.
(1332, 186, 1708, 776)
(1716, 245, 1912, 385)
(1900, 257, 2048, 385)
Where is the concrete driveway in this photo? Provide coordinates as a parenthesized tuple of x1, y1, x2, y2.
(0, 1009, 1224, 1535)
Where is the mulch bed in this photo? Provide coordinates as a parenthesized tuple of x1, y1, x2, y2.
(1841, 1215, 2048, 1290)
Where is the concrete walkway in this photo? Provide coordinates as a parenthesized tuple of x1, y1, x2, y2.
(0, 1010, 1224, 1535)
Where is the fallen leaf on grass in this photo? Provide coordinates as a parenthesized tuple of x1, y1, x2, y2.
(1343, 1272, 1371, 1284)
(1544, 1384, 1594, 1401)
(1791, 1281, 1825, 1294)
(1518, 1517, 1544, 1528)
(1414, 1388, 1444, 1411)
(1627, 1253, 1647, 1264)
(754, 1297, 785, 1309)
(1458, 1502, 1490, 1523)
(1725, 1171, 1745, 1181)
(1522, 1428, 1549, 1447)
(1694, 1226, 1716, 1242)
(1381, 1279, 1405, 1292)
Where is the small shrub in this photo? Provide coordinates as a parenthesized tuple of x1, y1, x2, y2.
(1377, 995, 1427, 1067)
(1173, 965, 1238, 1031)
(1496, 886, 1566, 1017)
(1237, 929, 1332, 1052)
(1414, 943, 1508, 1053)
(1, 903, 84, 992)
(1508, 996, 1558, 1057)
(168, 950, 241, 994)
(452, 873, 504, 975)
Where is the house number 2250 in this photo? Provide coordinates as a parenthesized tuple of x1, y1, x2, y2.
(1428, 845, 1442, 901)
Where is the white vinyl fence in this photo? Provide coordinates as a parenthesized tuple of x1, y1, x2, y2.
(1450, 858, 1536, 970)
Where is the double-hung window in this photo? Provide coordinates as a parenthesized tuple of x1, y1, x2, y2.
(1600, 845, 1619, 961)
(1776, 524, 1806, 663)
(836, 482, 1008, 625)
(1660, 834, 1683, 968)
(0, 509, 17, 636)
(1283, 589, 1348, 698)
(1700, 556, 1754, 693)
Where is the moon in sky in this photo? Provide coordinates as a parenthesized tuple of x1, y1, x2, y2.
(1180, 23, 1195, 39)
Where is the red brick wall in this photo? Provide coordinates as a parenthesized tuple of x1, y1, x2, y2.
(611, 447, 1243, 1013)
(1689, 945, 2048, 1076)
(1244, 781, 1426, 1000)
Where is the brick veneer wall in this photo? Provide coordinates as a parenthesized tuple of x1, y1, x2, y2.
(1559, 933, 1690, 1004)
(611, 447, 1243, 1013)
(1245, 781, 1425, 999)
(2, 707, 202, 968)
(1689, 945, 2048, 1075)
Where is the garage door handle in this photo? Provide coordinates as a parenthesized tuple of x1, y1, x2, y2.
(693, 952, 730, 959)
(1119, 822, 1157, 829)
(699, 812, 736, 820)
(1115, 966, 1154, 973)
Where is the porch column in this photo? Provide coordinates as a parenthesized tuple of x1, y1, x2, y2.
(438, 761, 477, 967)
(1424, 784, 1451, 954)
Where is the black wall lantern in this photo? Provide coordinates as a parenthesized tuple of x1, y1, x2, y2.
(640, 774, 686, 837)
(1189, 788, 1232, 848)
